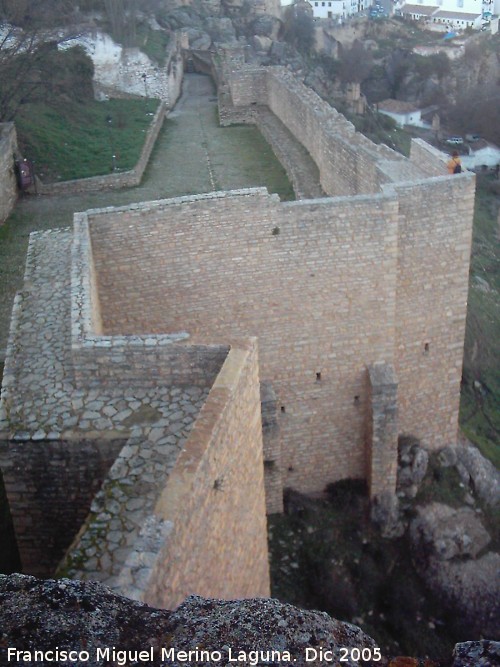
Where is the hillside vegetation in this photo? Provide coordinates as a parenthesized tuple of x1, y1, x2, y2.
(460, 176, 500, 465)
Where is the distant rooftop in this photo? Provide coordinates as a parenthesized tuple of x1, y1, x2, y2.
(378, 99, 421, 114)
(400, 4, 438, 15)
(432, 9, 481, 18)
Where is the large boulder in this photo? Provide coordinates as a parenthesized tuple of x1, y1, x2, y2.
(455, 441, 500, 507)
(252, 34, 273, 53)
(425, 552, 500, 639)
(0, 574, 496, 664)
(205, 17, 237, 43)
(0, 574, 377, 667)
(185, 28, 212, 50)
(160, 8, 203, 30)
(250, 14, 281, 39)
(396, 436, 428, 501)
(410, 503, 499, 638)
(452, 640, 500, 666)
(410, 502, 490, 560)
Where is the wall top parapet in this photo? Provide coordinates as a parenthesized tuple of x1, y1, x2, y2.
(85, 187, 276, 221)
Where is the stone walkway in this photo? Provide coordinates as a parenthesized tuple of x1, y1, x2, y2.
(0, 74, 294, 353)
(0, 225, 210, 587)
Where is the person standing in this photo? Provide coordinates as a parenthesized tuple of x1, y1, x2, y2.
(447, 150, 462, 174)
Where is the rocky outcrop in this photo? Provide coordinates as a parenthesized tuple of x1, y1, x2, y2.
(455, 441, 500, 507)
(0, 574, 377, 666)
(0, 574, 498, 666)
(396, 436, 429, 503)
(452, 640, 500, 667)
(410, 502, 499, 637)
(410, 502, 491, 560)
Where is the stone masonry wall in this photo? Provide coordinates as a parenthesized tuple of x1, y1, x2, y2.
(229, 67, 404, 197)
(366, 362, 398, 499)
(89, 188, 400, 495)
(0, 437, 124, 577)
(72, 210, 229, 389)
(145, 339, 270, 607)
(391, 173, 476, 449)
(57, 340, 269, 606)
(225, 65, 475, 458)
(0, 123, 18, 223)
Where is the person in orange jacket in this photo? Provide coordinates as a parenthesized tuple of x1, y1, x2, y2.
(447, 150, 462, 174)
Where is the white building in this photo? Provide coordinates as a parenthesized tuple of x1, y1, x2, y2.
(399, 0, 486, 29)
(306, 0, 369, 18)
(461, 143, 500, 169)
(377, 99, 425, 127)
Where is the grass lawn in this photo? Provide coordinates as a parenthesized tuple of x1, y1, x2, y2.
(136, 23, 171, 66)
(15, 98, 159, 182)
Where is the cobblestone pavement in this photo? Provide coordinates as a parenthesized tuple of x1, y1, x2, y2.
(0, 226, 210, 589)
(0, 74, 293, 353)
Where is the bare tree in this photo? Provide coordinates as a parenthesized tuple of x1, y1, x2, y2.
(445, 85, 500, 145)
(0, 0, 80, 120)
(283, 4, 315, 55)
(104, 0, 138, 46)
(338, 40, 373, 85)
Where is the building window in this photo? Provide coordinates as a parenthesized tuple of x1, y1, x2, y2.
(457, 0, 464, 6)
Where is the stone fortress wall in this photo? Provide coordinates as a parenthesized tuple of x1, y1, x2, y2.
(0, 60, 475, 606)
(221, 65, 475, 497)
(0, 123, 18, 224)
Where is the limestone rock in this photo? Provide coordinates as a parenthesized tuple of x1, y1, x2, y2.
(270, 40, 286, 59)
(427, 553, 500, 639)
(397, 437, 428, 499)
(456, 442, 500, 507)
(452, 640, 500, 666)
(410, 503, 499, 638)
(252, 34, 273, 53)
(437, 445, 457, 468)
(250, 14, 281, 39)
(205, 17, 237, 43)
(0, 574, 378, 667)
(370, 491, 405, 538)
(161, 8, 203, 30)
(185, 28, 212, 50)
(410, 502, 491, 560)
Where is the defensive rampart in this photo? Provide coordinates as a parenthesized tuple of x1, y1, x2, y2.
(0, 64, 475, 597)
(222, 65, 475, 462)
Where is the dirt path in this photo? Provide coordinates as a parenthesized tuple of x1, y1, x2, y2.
(0, 74, 293, 352)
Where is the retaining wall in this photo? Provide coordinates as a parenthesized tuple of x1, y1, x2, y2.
(0, 123, 18, 223)
(36, 102, 167, 196)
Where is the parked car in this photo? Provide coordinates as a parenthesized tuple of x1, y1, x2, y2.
(465, 134, 480, 142)
(446, 136, 464, 145)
